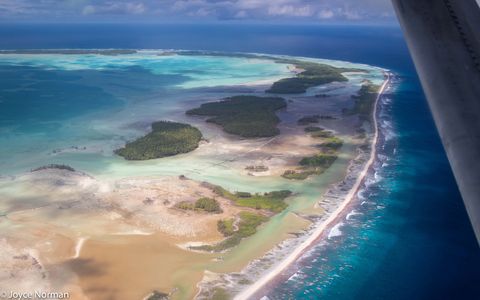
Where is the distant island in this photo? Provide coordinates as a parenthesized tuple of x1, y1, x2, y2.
(186, 95, 286, 138)
(267, 59, 360, 94)
(180, 52, 361, 95)
(115, 121, 203, 160)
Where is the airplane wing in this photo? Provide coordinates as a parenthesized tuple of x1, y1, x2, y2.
(391, 0, 480, 243)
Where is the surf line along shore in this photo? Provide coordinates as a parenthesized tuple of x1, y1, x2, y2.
(234, 71, 392, 300)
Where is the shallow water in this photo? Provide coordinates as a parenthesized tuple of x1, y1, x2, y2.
(0, 52, 291, 175)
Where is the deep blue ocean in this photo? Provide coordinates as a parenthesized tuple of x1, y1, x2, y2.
(1, 23, 479, 299)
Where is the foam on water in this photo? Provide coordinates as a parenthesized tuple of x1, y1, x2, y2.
(346, 210, 362, 220)
(328, 222, 344, 239)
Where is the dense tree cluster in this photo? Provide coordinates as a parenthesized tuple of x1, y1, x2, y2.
(349, 83, 381, 121)
(115, 121, 202, 160)
(212, 185, 292, 213)
(267, 60, 360, 94)
(187, 95, 286, 138)
(191, 212, 268, 252)
(176, 197, 223, 214)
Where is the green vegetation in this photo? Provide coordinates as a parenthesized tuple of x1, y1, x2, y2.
(115, 121, 202, 160)
(195, 197, 222, 213)
(283, 153, 338, 180)
(176, 197, 222, 214)
(212, 186, 292, 213)
(186, 96, 286, 138)
(310, 130, 334, 139)
(31, 164, 76, 172)
(188, 184, 292, 252)
(283, 129, 344, 181)
(299, 153, 338, 168)
(298, 114, 337, 125)
(217, 219, 235, 237)
(320, 137, 344, 152)
(267, 60, 360, 94)
(348, 83, 381, 121)
(298, 115, 320, 125)
(304, 126, 324, 133)
(192, 212, 268, 252)
(304, 126, 334, 138)
(282, 170, 316, 180)
(178, 52, 366, 95)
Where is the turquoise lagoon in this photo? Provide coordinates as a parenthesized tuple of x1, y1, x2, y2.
(0, 51, 384, 198)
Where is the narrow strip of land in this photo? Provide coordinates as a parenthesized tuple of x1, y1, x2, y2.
(234, 72, 391, 300)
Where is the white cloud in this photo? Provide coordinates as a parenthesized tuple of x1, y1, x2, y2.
(82, 2, 146, 16)
(188, 7, 211, 17)
(82, 4, 95, 15)
(126, 3, 146, 14)
(317, 9, 334, 19)
(0, 0, 399, 23)
(342, 7, 362, 20)
(268, 5, 313, 17)
(172, 0, 206, 12)
(235, 10, 247, 18)
(236, 0, 266, 10)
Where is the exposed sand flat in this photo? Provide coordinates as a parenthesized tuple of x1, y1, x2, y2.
(67, 233, 215, 300)
(0, 170, 245, 299)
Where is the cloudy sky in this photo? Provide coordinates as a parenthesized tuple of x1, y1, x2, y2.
(0, 0, 399, 23)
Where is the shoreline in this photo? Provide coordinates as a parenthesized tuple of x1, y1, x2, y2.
(234, 72, 391, 300)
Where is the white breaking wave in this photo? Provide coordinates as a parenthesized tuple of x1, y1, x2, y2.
(381, 119, 396, 141)
(328, 222, 344, 239)
(357, 190, 366, 200)
(378, 154, 388, 162)
(374, 170, 383, 182)
(287, 272, 301, 282)
(346, 210, 362, 220)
